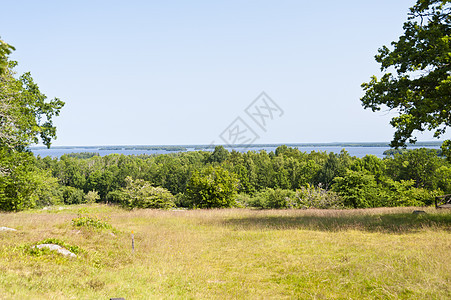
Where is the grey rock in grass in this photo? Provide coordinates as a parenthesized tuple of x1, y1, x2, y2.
(412, 210, 427, 214)
(34, 244, 76, 258)
(0, 227, 17, 231)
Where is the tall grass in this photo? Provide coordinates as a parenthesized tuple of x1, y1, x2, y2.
(0, 205, 449, 299)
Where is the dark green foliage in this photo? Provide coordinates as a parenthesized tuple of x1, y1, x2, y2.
(385, 148, 442, 189)
(106, 190, 124, 204)
(0, 150, 61, 211)
(332, 170, 379, 208)
(0, 38, 64, 211)
(383, 149, 408, 156)
(315, 152, 347, 189)
(186, 165, 239, 208)
(436, 165, 451, 193)
(248, 188, 296, 209)
(31, 144, 451, 210)
(61, 186, 85, 205)
(384, 148, 442, 157)
(207, 146, 230, 164)
(173, 192, 191, 208)
(442, 140, 451, 162)
(351, 154, 386, 182)
(361, 0, 451, 157)
(65, 152, 100, 159)
(378, 179, 438, 207)
(0, 66, 64, 150)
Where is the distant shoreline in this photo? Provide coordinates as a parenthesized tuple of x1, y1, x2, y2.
(30, 141, 444, 151)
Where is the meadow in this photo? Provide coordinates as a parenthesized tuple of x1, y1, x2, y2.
(0, 205, 450, 299)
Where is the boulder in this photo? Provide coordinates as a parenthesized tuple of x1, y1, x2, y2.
(34, 244, 76, 258)
(0, 227, 17, 231)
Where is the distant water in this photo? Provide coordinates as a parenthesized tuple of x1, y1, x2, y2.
(31, 145, 441, 159)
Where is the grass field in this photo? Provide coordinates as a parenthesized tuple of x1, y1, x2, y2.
(0, 205, 450, 299)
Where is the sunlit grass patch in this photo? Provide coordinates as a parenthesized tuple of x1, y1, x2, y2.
(0, 205, 450, 299)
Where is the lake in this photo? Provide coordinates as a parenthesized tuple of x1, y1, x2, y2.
(31, 145, 442, 159)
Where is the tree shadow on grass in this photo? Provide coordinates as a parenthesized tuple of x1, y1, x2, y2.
(221, 213, 451, 234)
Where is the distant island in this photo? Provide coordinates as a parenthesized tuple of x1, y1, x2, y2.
(30, 141, 444, 151)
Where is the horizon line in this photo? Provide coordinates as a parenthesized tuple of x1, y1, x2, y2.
(31, 141, 444, 149)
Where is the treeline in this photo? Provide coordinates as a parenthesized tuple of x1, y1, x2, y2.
(3, 145, 443, 211)
(98, 146, 187, 151)
(383, 148, 443, 156)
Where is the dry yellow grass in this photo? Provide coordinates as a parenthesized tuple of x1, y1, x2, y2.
(0, 205, 450, 299)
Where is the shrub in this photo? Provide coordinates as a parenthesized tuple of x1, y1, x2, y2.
(106, 190, 124, 204)
(249, 188, 296, 209)
(295, 185, 343, 209)
(85, 190, 100, 204)
(378, 179, 441, 207)
(0, 154, 62, 211)
(61, 186, 85, 205)
(235, 193, 252, 208)
(332, 170, 379, 208)
(186, 166, 239, 208)
(174, 193, 191, 208)
(119, 176, 175, 209)
(72, 216, 112, 230)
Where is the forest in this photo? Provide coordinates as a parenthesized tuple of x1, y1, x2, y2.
(2, 145, 449, 211)
(1, 0, 450, 212)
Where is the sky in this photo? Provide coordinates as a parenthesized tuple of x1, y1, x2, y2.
(1, 0, 449, 146)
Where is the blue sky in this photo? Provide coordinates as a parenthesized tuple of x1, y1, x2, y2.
(1, 0, 448, 146)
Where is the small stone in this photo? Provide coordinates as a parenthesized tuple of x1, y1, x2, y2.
(0, 227, 17, 231)
(412, 210, 426, 214)
(34, 244, 76, 258)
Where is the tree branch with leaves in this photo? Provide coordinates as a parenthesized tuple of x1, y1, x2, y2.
(361, 0, 451, 157)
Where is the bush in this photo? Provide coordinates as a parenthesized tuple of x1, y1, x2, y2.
(119, 176, 175, 209)
(72, 215, 112, 230)
(186, 166, 239, 208)
(106, 190, 124, 204)
(0, 152, 62, 211)
(174, 193, 191, 208)
(235, 193, 251, 208)
(61, 186, 85, 205)
(249, 188, 296, 209)
(332, 170, 379, 208)
(378, 179, 441, 207)
(85, 190, 100, 204)
(295, 185, 343, 209)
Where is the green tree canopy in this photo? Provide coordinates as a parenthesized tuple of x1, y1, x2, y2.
(1, 62, 65, 151)
(186, 165, 239, 208)
(361, 0, 450, 152)
(0, 38, 64, 211)
(0, 38, 15, 75)
(1, 38, 64, 154)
